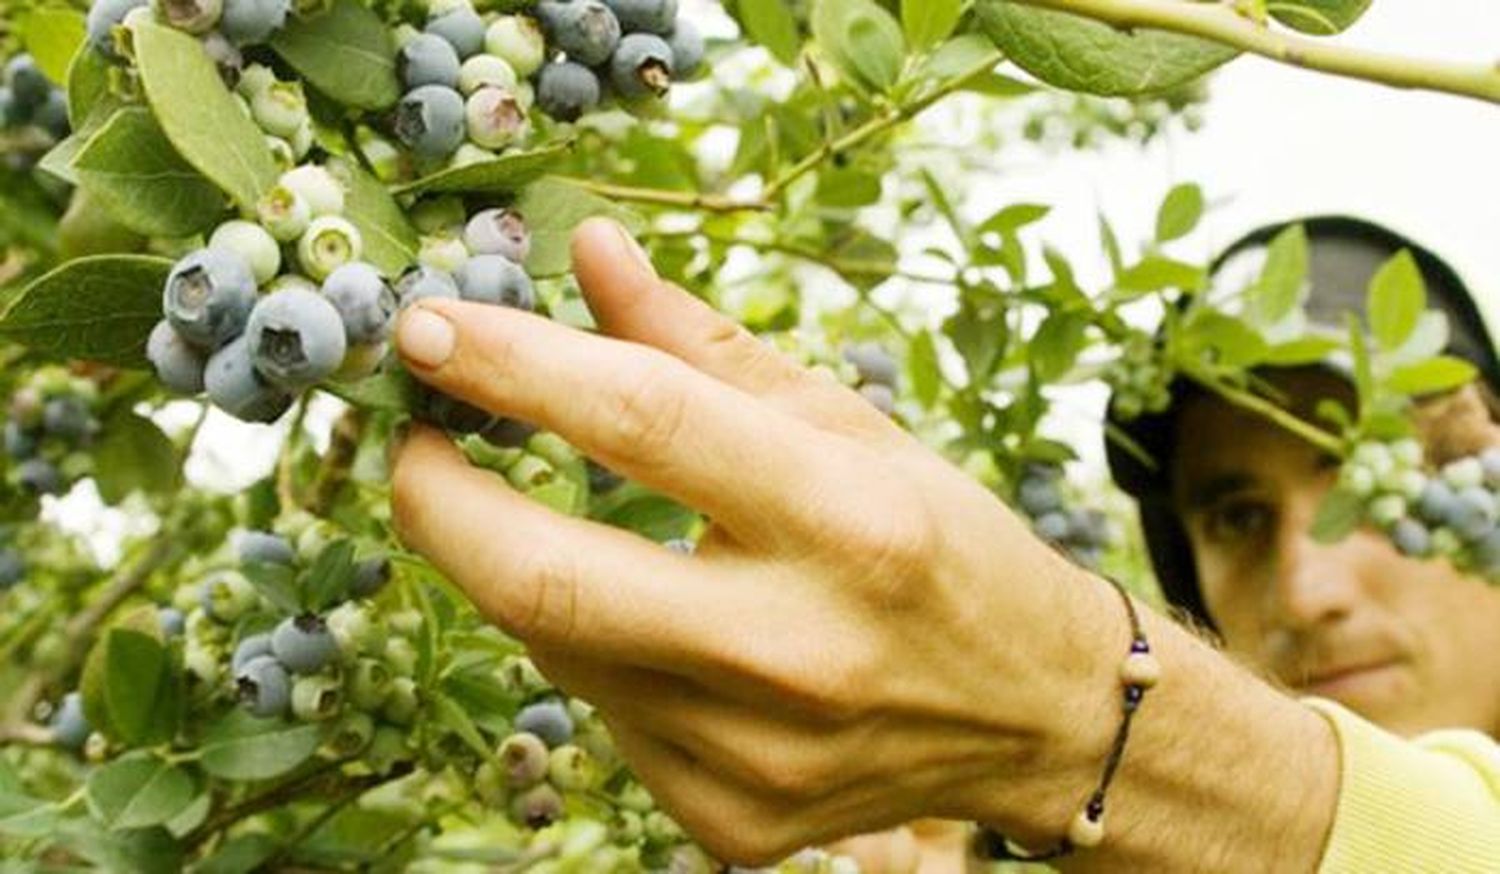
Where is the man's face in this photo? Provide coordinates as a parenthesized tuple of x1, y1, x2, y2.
(1170, 368, 1500, 737)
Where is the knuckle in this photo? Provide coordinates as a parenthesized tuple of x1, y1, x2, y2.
(751, 745, 835, 800)
(603, 358, 689, 458)
(834, 487, 936, 585)
(692, 811, 788, 868)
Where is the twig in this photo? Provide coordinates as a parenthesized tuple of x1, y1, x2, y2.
(559, 179, 771, 213)
(1008, 0, 1500, 105)
(308, 407, 367, 517)
(186, 761, 414, 851)
(1179, 363, 1344, 455)
(277, 394, 313, 512)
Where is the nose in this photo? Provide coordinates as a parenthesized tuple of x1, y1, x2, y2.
(1267, 515, 1366, 631)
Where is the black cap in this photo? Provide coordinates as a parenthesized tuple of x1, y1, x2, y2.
(1105, 215, 1500, 632)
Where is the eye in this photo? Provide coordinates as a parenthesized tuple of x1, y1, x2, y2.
(1202, 499, 1274, 546)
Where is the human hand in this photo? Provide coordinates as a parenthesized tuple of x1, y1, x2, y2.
(389, 218, 1119, 866)
(822, 819, 978, 874)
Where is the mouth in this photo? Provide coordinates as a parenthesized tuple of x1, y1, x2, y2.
(1297, 660, 1403, 697)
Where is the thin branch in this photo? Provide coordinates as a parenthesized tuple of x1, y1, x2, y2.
(308, 407, 367, 517)
(558, 179, 770, 213)
(1009, 0, 1500, 105)
(1179, 363, 1344, 455)
(186, 761, 415, 851)
(277, 394, 313, 512)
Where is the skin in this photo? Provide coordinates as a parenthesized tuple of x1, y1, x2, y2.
(391, 218, 1345, 871)
(1172, 369, 1500, 739)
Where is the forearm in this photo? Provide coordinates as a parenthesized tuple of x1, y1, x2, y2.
(964, 564, 1340, 872)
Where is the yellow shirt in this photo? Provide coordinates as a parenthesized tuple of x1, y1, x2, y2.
(1302, 697, 1500, 873)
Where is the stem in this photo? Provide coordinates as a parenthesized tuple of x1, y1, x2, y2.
(646, 230, 955, 285)
(308, 407, 367, 517)
(764, 49, 1005, 200)
(1009, 0, 1500, 105)
(558, 179, 770, 213)
(277, 394, 313, 513)
(1179, 364, 1344, 455)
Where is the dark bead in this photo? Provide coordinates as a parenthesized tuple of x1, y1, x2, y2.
(1125, 685, 1145, 705)
(1130, 637, 1150, 653)
(1086, 798, 1105, 819)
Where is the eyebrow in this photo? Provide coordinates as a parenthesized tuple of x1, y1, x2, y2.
(1180, 473, 1256, 512)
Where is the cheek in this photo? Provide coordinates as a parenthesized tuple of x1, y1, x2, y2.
(1190, 545, 1269, 645)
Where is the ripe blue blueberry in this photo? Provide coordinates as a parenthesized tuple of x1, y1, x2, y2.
(147, 319, 207, 395)
(204, 335, 295, 423)
(514, 699, 574, 747)
(1017, 476, 1062, 516)
(859, 383, 895, 416)
(87, 0, 148, 59)
(535, 61, 600, 122)
(464, 209, 530, 264)
(236, 654, 290, 718)
(3, 420, 36, 459)
(843, 342, 899, 388)
(1068, 508, 1110, 548)
(0, 547, 25, 589)
(395, 265, 461, 307)
(33, 91, 70, 139)
(1391, 517, 1432, 557)
(665, 18, 703, 79)
(42, 397, 94, 441)
(1416, 479, 1458, 527)
(163, 248, 258, 350)
(219, 0, 289, 46)
(350, 555, 392, 598)
(5, 56, 50, 114)
(455, 254, 535, 310)
(236, 530, 296, 566)
(1450, 486, 1497, 542)
(536, 1, 621, 66)
(604, 0, 677, 34)
(399, 33, 461, 90)
(321, 262, 397, 344)
(51, 692, 90, 749)
(1034, 511, 1071, 543)
(1481, 447, 1500, 489)
(231, 632, 274, 672)
(271, 614, 339, 674)
(394, 85, 466, 159)
(609, 33, 674, 99)
(245, 288, 349, 391)
(425, 6, 486, 59)
(16, 458, 64, 495)
(157, 607, 186, 637)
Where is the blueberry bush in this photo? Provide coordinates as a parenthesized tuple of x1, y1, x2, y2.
(0, 0, 1497, 870)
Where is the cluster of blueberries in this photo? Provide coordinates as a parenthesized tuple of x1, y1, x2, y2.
(474, 696, 597, 829)
(233, 63, 320, 172)
(1342, 439, 1500, 575)
(531, 0, 704, 122)
(1106, 333, 1173, 422)
(3, 371, 100, 499)
(86, 0, 293, 64)
(0, 54, 69, 146)
(841, 341, 900, 417)
(1015, 462, 1112, 569)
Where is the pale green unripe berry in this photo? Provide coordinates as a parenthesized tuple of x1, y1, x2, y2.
(485, 16, 545, 78)
(1340, 464, 1375, 498)
(264, 136, 296, 173)
(448, 143, 494, 168)
(1391, 438, 1424, 467)
(418, 234, 470, 272)
(1368, 494, 1407, 528)
(410, 196, 466, 235)
(643, 810, 686, 844)
(383, 635, 418, 677)
(458, 54, 517, 95)
(297, 216, 363, 281)
(1387, 469, 1428, 502)
(427, 0, 473, 16)
(382, 676, 419, 724)
(151, 0, 222, 34)
(256, 184, 311, 242)
(616, 781, 655, 813)
(474, 761, 509, 806)
(333, 342, 388, 381)
(291, 674, 343, 722)
(547, 744, 597, 791)
(209, 220, 281, 285)
(498, 731, 550, 787)
(325, 601, 373, 656)
(251, 81, 309, 139)
(496, 653, 547, 695)
(1352, 442, 1395, 480)
(391, 22, 422, 50)
(321, 711, 375, 758)
(1444, 457, 1485, 490)
(513, 81, 534, 112)
(237, 63, 277, 98)
(612, 809, 643, 843)
(183, 642, 221, 686)
(465, 86, 527, 149)
(348, 657, 393, 710)
(202, 571, 257, 622)
(288, 120, 314, 160)
(279, 165, 345, 217)
(1431, 526, 1462, 557)
(265, 274, 319, 296)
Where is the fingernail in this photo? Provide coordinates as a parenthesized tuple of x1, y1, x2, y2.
(398, 307, 455, 369)
(611, 221, 657, 278)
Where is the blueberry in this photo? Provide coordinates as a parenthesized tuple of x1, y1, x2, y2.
(3, 55, 47, 113)
(0, 547, 25, 589)
(16, 459, 64, 496)
(350, 555, 391, 598)
(425, 6, 486, 59)
(858, 383, 895, 416)
(51, 692, 90, 749)
(458, 54, 518, 95)
(418, 234, 471, 272)
(235, 530, 296, 566)
(3, 420, 36, 459)
(1034, 511, 1070, 543)
(1481, 447, 1500, 489)
(245, 288, 348, 391)
(484, 16, 546, 78)
(231, 632, 274, 672)
(1068, 508, 1110, 548)
(236, 654, 291, 718)
(146, 319, 207, 395)
(464, 209, 530, 263)
(297, 216, 364, 282)
(422, 390, 494, 434)
(843, 342, 899, 389)
(499, 731, 551, 786)
(1416, 479, 1458, 527)
(271, 614, 339, 674)
(514, 699, 574, 747)
(663, 538, 694, 555)
(395, 265, 461, 307)
(250, 81, 308, 139)
(394, 85, 466, 159)
(150, 0, 223, 34)
(163, 248, 258, 350)
(87, 0, 148, 59)
(535, 61, 601, 122)
(455, 255, 534, 309)
(34, 91, 70, 139)
(1391, 517, 1432, 558)
(1017, 476, 1062, 516)
(219, 0, 289, 46)
(290, 674, 343, 721)
(604, 0, 677, 34)
(399, 33, 461, 90)
(1451, 487, 1498, 542)
(610, 33, 674, 99)
(381, 676, 419, 723)
(204, 335, 294, 423)
(347, 657, 391, 709)
(209, 220, 281, 285)
(157, 607, 186, 637)
(481, 416, 538, 449)
(255, 186, 311, 244)
(665, 18, 703, 79)
(278, 165, 345, 217)
(464, 86, 527, 149)
(510, 783, 564, 828)
(321, 262, 397, 345)
(537, 1, 621, 66)
(200, 570, 257, 621)
(42, 397, 93, 441)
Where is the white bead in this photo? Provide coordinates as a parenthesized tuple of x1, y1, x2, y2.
(1069, 810, 1106, 848)
(1121, 651, 1161, 688)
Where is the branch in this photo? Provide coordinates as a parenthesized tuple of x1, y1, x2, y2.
(308, 407, 367, 517)
(648, 229, 955, 285)
(558, 179, 770, 213)
(186, 761, 415, 851)
(1179, 363, 1345, 455)
(1009, 0, 1500, 105)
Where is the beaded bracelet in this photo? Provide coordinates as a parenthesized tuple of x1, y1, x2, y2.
(972, 574, 1160, 862)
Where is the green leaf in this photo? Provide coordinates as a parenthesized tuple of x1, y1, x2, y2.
(816, 166, 883, 208)
(597, 488, 697, 541)
(270, 0, 400, 110)
(1246, 223, 1307, 327)
(92, 410, 183, 504)
(199, 711, 323, 781)
(1270, 0, 1372, 35)
(74, 108, 228, 238)
(320, 366, 422, 413)
(85, 753, 197, 831)
(304, 539, 357, 612)
(978, 203, 1049, 237)
(1310, 488, 1364, 543)
(1388, 311, 1450, 366)
(1029, 311, 1089, 380)
(240, 562, 302, 615)
(393, 142, 574, 196)
(18, 8, 86, 84)
(1366, 250, 1425, 350)
(1264, 334, 1341, 366)
(908, 330, 942, 408)
(903, 0, 962, 50)
(430, 692, 503, 770)
(1385, 356, 1477, 396)
(1154, 183, 1203, 243)
(511, 177, 642, 277)
(61, 822, 183, 874)
(944, 301, 1008, 384)
(1115, 256, 1206, 296)
(1184, 311, 1267, 368)
(194, 833, 280, 874)
(67, 44, 115, 129)
(326, 157, 419, 277)
(0, 256, 171, 368)
(812, 0, 905, 93)
(731, 0, 802, 66)
(105, 628, 179, 746)
(976, 1, 1237, 96)
(134, 21, 278, 208)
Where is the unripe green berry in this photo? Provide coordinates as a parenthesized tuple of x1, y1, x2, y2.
(1340, 464, 1376, 498)
(612, 809, 644, 843)
(209, 220, 281, 285)
(333, 342, 388, 382)
(291, 674, 343, 721)
(1368, 494, 1407, 529)
(382, 676, 419, 724)
(616, 781, 654, 813)
(348, 657, 392, 710)
(257, 184, 311, 243)
(279, 165, 346, 217)
(498, 731, 550, 787)
(474, 760, 509, 806)
(418, 234, 469, 272)
(365, 725, 413, 775)
(1391, 438, 1424, 467)
(251, 81, 309, 139)
(1443, 457, 1485, 491)
(509, 783, 563, 828)
(448, 142, 494, 168)
(547, 743, 597, 791)
(237, 63, 277, 98)
(484, 16, 545, 78)
(410, 196, 467, 235)
(458, 54, 517, 95)
(201, 571, 257, 622)
(264, 136, 296, 173)
(1353, 442, 1395, 479)
(321, 710, 375, 758)
(643, 810, 686, 844)
(297, 216, 363, 281)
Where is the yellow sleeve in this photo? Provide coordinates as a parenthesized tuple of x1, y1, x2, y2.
(1301, 697, 1500, 873)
